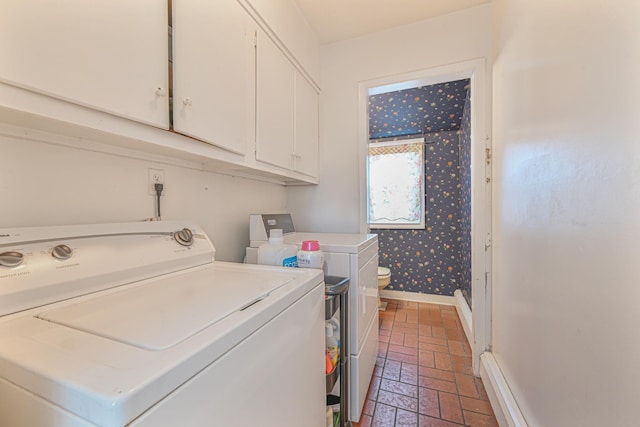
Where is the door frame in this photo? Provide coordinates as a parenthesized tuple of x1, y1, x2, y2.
(357, 58, 491, 374)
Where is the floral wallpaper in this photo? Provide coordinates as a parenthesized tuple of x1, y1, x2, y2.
(369, 79, 470, 139)
(459, 87, 472, 306)
(370, 79, 471, 297)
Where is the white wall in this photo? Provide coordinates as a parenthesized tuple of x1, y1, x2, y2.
(286, 4, 492, 233)
(1, 129, 287, 262)
(491, 0, 640, 425)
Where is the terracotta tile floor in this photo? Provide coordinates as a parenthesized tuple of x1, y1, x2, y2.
(352, 299, 498, 427)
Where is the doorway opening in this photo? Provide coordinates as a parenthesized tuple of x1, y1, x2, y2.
(358, 59, 491, 374)
(367, 78, 470, 298)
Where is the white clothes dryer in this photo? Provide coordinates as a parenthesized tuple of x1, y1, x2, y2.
(246, 214, 379, 422)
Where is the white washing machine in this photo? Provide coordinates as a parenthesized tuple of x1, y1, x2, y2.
(246, 214, 379, 422)
(0, 220, 325, 427)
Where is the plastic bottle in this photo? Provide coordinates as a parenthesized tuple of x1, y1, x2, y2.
(326, 323, 339, 367)
(257, 229, 298, 267)
(297, 240, 324, 269)
(327, 317, 340, 353)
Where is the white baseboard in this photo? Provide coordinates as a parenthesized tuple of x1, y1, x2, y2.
(453, 290, 473, 346)
(480, 352, 528, 427)
(380, 289, 455, 306)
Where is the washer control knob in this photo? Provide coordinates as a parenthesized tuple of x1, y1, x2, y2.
(52, 244, 73, 260)
(0, 251, 24, 267)
(174, 228, 194, 246)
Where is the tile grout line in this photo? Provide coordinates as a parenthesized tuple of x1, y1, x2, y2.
(358, 300, 497, 426)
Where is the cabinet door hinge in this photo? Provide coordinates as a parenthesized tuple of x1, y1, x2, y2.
(253, 31, 257, 48)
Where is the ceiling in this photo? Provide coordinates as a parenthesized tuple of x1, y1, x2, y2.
(293, 0, 491, 44)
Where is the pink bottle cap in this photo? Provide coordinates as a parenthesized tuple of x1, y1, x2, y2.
(301, 240, 320, 251)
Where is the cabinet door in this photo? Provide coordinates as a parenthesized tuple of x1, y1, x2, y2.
(0, 0, 169, 129)
(256, 31, 295, 170)
(172, 0, 254, 155)
(294, 73, 319, 178)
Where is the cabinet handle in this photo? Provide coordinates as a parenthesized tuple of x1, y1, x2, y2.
(155, 87, 166, 96)
(183, 97, 193, 106)
(362, 284, 366, 315)
(292, 153, 303, 159)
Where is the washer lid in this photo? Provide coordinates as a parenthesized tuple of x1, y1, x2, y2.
(0, 262, 323, 427)
(36, 268, 292, 351)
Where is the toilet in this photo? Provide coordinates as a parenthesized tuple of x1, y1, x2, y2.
(377, 267, 391, 310)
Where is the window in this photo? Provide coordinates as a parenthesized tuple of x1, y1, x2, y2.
(367, 138, 425, 229)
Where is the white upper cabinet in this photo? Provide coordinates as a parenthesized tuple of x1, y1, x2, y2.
(0, 0, 319, 184)
(172, 0, 255, 155)
(0, 0, 169, 129)
(294, 73, 319, 178)
(241, 0, 320, 84)
(256, 31, 295, 170)
(256, 31, 319, 178)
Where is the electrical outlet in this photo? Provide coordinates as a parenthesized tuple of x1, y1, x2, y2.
(148, 168, 165, 195)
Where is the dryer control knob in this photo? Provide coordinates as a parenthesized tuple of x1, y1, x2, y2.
(52, 244, 73, 260)
(0, 251, 24, 267)
(174, 228, 194, 246)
